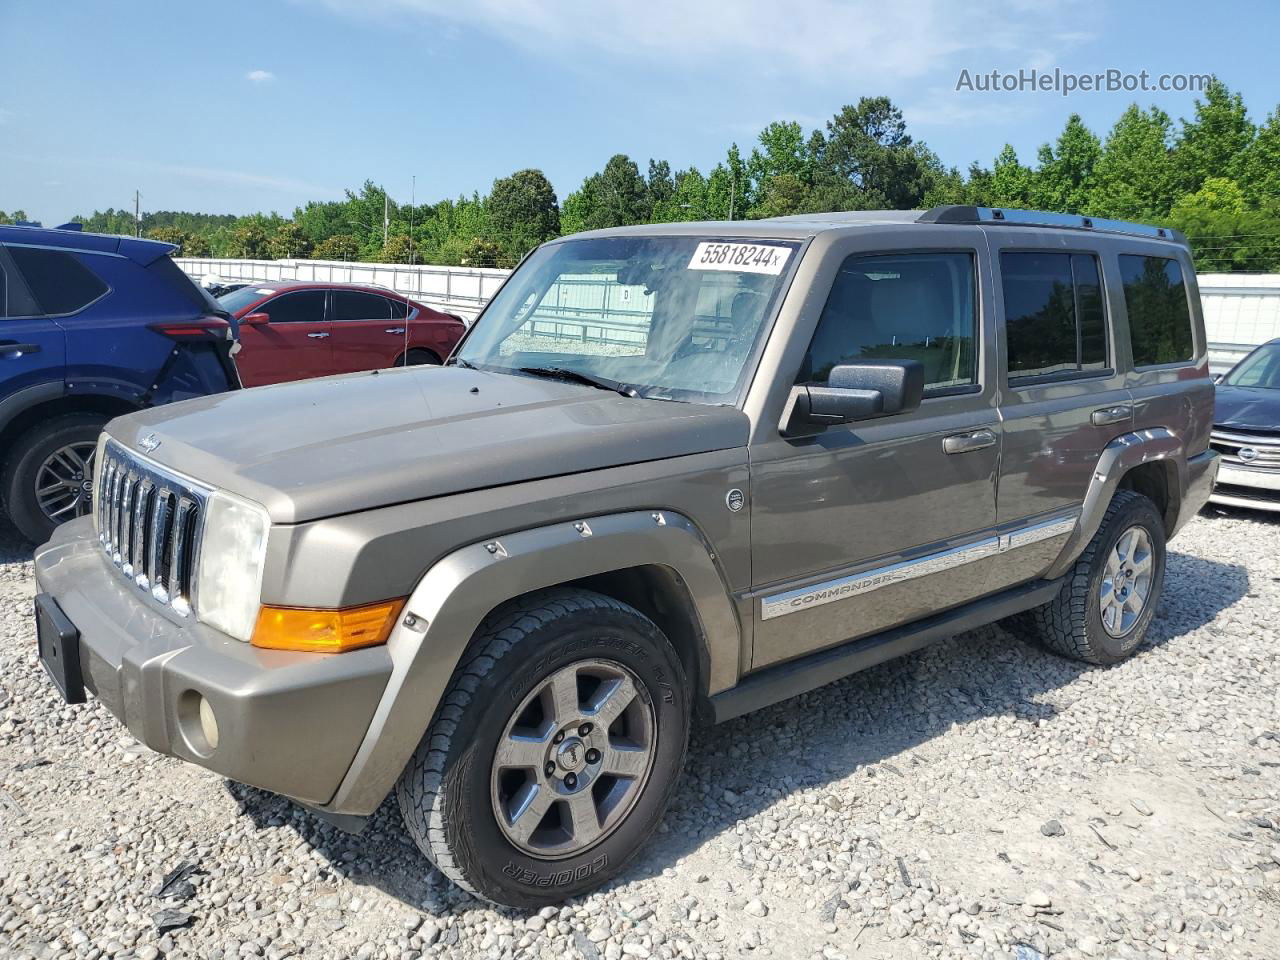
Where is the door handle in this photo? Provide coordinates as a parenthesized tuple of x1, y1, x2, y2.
(942, 429, 997, 455)
(384, 327, 406, 335)
(307, 332, 330, 339)
(1091, 405, 1131, 426)
(0, 342, 42, 358)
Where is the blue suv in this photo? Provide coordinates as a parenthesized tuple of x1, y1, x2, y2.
(0, 224, 238, 542)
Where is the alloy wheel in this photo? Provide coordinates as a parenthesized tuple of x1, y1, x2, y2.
(35, 441, 97, 524)
(490, 658, 656, 859)
(1099, 525, 1154, 638)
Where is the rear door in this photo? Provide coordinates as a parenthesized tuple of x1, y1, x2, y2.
(234, 289, 332, 386)
(327, 289, 398, 374)
(985, 235, 1133, 593)
(0, 244, 71, 395)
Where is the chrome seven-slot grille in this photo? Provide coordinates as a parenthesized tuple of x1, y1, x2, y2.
(1209, 427, 1280, 470)
(95, 439, 210, 616)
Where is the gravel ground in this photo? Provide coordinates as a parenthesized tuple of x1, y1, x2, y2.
(1, 507, 1278, 960)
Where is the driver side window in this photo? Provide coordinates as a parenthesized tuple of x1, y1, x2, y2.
(797, 251, 978, 394)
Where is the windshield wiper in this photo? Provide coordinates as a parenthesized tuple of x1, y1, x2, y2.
(516, 366, 639, 398)
(451, 356, 477, 369)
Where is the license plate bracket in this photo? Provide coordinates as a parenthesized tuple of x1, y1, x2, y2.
(35, 593, 85, 704)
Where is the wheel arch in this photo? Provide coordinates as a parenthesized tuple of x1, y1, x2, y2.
(1045, 427, 1188, 579)
(322, 510, 742, 815)
(1, 387, 141, 468)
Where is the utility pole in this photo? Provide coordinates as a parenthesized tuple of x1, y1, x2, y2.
(383, 193, 389, 245)
(134, 189, 141, 237)
(409, 175, 416, 265)
(728, 169, 736, 221)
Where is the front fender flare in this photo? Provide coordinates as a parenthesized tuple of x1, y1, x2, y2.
(1045, 427, 1185, 579)
(323, 509, 741, 814)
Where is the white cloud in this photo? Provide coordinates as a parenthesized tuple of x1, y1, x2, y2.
(246, 69, 276, 83)
(307, 0, 1101, 85)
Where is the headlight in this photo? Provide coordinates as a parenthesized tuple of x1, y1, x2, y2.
(195, 490, 269, 642)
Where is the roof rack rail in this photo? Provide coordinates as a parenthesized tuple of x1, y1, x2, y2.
(917, 205, 1185, 243)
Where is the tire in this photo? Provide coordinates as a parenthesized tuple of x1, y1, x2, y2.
(395, 588, 690, 908)
(2, 412, 107, 544)
(1007, 489, 1166, 665)
(398, 349, 441, 367)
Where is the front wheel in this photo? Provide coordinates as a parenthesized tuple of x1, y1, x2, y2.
(396, 588, 690, 908)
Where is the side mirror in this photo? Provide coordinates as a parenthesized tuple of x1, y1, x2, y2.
(1212, 374, 1223, 384)
(241, 312, 270, 326)
(782, 361, 925, 437)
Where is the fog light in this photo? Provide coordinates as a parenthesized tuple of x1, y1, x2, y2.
(198, 695, 219, 751)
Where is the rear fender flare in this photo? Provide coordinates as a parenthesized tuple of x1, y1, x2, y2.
(324, 509, 741, 814)
(1045, 427, 1185, 579)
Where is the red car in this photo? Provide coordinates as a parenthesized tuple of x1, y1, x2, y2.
(215, 282, 467, 387)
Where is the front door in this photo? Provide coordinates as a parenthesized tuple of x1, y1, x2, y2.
(234, 289, 331, 386)
(749, 241, 1002, 668)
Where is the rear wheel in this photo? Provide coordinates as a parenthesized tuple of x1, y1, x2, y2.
(396, 588, 689, 908)
(3, 412, 106, 544)
(397, 349, 441, 367)
(1006, 489, 1166, 665)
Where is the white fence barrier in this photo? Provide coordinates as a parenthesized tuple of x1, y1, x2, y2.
(178, 258, 1280, 372)
(176, 257, 510, 323)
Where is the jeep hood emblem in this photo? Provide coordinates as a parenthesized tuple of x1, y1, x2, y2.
(139, 434, 162, 454)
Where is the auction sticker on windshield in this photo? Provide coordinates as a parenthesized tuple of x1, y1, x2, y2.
(688, 242, 792, 275)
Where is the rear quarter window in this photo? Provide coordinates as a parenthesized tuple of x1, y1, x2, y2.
(1119, 254, 1194, 367)
(6, 245, 109, 316)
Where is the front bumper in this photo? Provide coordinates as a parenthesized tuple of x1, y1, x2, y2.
(1208, 460, 1280, 513)
(34, 517, 393, 806)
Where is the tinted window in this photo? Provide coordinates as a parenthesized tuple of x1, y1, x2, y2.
(387, 297, 408, 320)
(219, 286, 275, 314)
(332, 290, 390, 321)
(262, 290, 326, 324)
(1002, 252, 1109, 380)
(7, 246, 108, 316)
(1119, 255, 1194, 366)
(797, 252, 977, 392)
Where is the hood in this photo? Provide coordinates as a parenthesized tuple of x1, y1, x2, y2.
(109, 366, 749, 523)
(1213, 384, 1280, 433)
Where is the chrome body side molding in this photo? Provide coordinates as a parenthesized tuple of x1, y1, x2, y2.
(760, 511, 1078, 621)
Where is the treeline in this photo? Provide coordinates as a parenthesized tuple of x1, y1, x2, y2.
(56, 79, 1280, 272)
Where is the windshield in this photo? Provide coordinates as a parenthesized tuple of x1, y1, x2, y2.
(217, 285, 276, 314)
(1223, 342, 1280, 388)
(456, 235, 802, 402)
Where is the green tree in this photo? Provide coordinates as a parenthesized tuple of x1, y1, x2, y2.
(268, 222, 313, 259)
(987, 146, 1034, 208)
(487, 168, 561, 261)
(228, 222, 270, 259)
(146, 225, 189, 253)
(0, 210, 30, 225)
(1238, 107, 1280, 208)
(183, 233, 212, 258)
(821, 97, 931, 208)
(379, 234, 413, 263)
(1169, 176, 1247, 220)
(1090, 105, 1177, 219)
(1030, 114, 1102, 213)
(1172, 79, 1254, 194)
(313, 234, 360, 261)
(561, 154, 649, 231)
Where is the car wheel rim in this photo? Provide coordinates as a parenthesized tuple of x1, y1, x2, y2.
(35, 441, 97, 524)
(1099, 525, 1154, 639)
(490, 658, 656, 859)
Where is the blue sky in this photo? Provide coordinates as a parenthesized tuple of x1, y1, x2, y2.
(2, 0, 1278, 225)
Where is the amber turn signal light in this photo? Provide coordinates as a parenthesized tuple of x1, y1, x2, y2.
(250, 599, 406, 652)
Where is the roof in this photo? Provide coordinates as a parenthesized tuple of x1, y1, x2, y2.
(0, 223, 176, 266)
(555, 206, 1185, 246)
